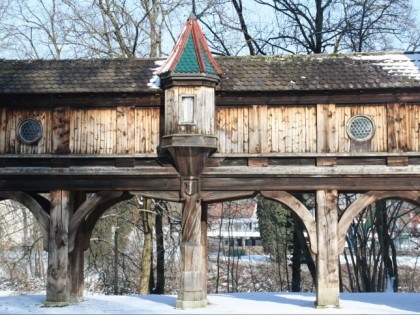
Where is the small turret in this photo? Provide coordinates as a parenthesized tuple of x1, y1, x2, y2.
(158, 14, 222, 137)
(158, 15, 222, 309)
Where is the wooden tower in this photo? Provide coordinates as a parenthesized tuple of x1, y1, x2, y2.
(157, 13, 222, 309)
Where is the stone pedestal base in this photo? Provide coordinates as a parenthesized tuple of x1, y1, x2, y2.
(315, 285, 340, 308)
(176, 298, 208, 309)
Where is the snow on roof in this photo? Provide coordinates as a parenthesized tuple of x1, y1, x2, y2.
(147, 59, 165, 89)
(353, 52, 420, 81)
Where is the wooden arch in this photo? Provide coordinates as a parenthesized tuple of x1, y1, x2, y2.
(260, 191, 317, 254)
(338, 190, 420, 253)
(0, 191, 50, 250)
(78, 191, 133, 252)
(68, 191, 132, 252)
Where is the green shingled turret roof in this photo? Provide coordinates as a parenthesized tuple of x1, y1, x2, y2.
(157, 14, 222, 76)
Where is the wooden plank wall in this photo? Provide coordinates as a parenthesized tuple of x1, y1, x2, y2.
(1, 103, 420, 155)
(216, 105, 317, 154)
(0, 107, 160, 154)
(268, 105, 316, 153)
(2, 110, 53, 154)
(70, 107, 160, 154)
(387, 103, 418, 152)
(215, 103, 420, 154)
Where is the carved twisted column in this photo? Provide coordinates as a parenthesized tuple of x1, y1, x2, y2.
(176, 177, 207, 308)
(162, 135, 216, 309)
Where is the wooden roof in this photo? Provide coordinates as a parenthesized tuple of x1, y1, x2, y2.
(0, 52, 419, 94)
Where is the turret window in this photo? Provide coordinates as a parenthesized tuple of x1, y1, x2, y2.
(181, 95, 195, 124)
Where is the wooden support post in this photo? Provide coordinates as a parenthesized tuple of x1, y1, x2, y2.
(176, 178, 208, 309)
(315, 190, 340, 308)
(68, 229, 85, 302)
(46, 190, 70, 305)
(201, 202, 208, 295)
(68, 191, 87, 302)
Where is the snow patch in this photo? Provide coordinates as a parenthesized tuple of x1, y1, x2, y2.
(353, 53, 420, 81)
(147, 59, 165, 89)
(0, 291, 420, 314)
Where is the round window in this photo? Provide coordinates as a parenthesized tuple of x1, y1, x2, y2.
(347, 115, 375, 142)
(17, 118, 43, 144)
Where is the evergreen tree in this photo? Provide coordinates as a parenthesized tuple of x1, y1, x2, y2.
(257, 196, 294, 290)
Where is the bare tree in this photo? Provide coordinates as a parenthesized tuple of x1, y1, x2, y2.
(254, 0, 342, 54)
(3, 0, 71, 59)
(340, 195, 420, 293)
(0, 200, 46, 291)
(0, 0, 186, 59)
(193, 0, 270, 55)
(254, 0, 416, 54)
(63, 0, 185, 58)
(339, 0, 414, 52)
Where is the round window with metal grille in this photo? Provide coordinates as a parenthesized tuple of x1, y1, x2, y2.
(17, 118, 43, 144)
(347, 115, 375, 142)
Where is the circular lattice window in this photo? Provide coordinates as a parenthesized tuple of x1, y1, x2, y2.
(17, 118, 43, 144)
(347, 115, 375, 142)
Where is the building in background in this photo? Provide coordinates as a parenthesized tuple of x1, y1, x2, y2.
(207, 199, 262, 256)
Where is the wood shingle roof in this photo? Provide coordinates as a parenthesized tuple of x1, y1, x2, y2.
(0, 52, 419, 94)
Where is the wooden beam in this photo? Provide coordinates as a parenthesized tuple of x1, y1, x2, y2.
(316, 157, 337, 167)
(248, 157, 268, 167)
(215, 89, 420, 106)
(200, 191, 256, 202)
(201, 176, 420, 191)
(0, 93, 162, 108)
(0, 176, 181, 191)
(130, 190, 181, 202)
(387, 156, 409, 166)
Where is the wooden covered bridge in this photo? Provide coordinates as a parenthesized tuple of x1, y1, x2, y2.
(1, 15, 420, 309)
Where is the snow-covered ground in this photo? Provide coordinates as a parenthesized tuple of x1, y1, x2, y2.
(0, 291, 419, 314)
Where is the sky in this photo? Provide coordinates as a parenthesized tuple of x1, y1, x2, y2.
(0, 291, 420, 314)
